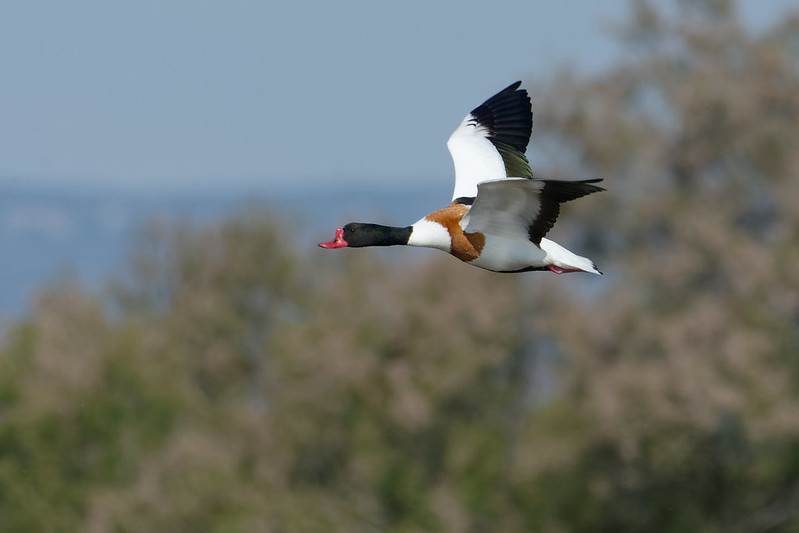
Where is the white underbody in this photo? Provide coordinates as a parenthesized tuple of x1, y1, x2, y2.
(468, 235, 545, 271)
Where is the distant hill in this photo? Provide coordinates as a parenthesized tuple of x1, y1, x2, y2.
(0, 180, 445, 321)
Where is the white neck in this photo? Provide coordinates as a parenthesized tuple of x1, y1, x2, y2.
(407, 218, 451, 251)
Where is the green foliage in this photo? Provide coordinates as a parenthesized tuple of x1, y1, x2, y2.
(1, 1, 799, 530)
(0, 284, 182, 531)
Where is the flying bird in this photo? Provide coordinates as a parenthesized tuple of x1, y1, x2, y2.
(319, 82, 604, 274)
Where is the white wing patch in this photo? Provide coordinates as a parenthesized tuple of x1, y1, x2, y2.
(461, 178, 544, 240)
(446, 114, 506, 201)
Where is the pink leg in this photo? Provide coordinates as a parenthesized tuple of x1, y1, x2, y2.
(547, 265, 582, 274)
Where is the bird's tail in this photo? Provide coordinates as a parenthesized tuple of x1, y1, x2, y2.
(539, 238, 602, 275)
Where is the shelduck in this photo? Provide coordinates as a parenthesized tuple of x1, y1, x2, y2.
(319, 81, 604, 275)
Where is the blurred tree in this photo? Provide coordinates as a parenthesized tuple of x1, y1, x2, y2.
(0, 280, 181, 531)
(525, 0, 799, 530)
(0, 1, 797, 531)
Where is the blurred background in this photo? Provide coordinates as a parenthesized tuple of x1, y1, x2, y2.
(2, 0, 799, 531)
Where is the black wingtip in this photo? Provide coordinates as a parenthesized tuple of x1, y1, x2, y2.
(582, 178, 606, 192)
(470, 81, 533, 155)
(539, 178, 606, 203)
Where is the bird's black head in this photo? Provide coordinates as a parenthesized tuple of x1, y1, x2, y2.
(318, 223, 412, 248)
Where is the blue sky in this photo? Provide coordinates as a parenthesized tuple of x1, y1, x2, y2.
(1, 1, 795, 194)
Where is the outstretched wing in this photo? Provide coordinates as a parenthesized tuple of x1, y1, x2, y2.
(462, 178, 605, 244)
(446, 82, 533, 203)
